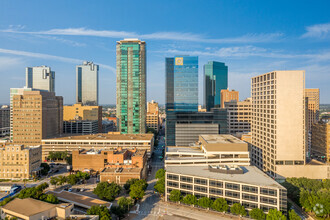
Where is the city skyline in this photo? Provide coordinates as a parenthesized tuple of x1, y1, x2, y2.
(0, 0, 330, 105)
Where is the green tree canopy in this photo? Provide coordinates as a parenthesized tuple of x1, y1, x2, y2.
(50, 177, 59, 186)
(197, 197, 213, 209)
(44, 194, 59, 204)
(169, 190, 181, 203)
(266, 209, 286, 220)
(212, 198, 228, 212)
(129, 183, 145, 200)
(118, 197, 134, 212)
(155, 169, 165, 179)
(182, 194, 197, 205)
(87, 205, 111, 220)
(288, 209, 301, 220)
(124, 178, 139, 191)
(249, 208, 266, 220)
(230, 203, 247, 216)
(93, 182, 121, 201)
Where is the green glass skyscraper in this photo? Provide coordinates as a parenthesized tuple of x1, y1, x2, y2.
(116, 39, 146, 134)
(204, 61, 228, 111)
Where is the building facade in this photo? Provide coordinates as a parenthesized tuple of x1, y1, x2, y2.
(12, 90, 63, 146)
(224, 98, 252, 135)
(251, 71, 306, 178)
(41, 133, 154, 160)
(26, 66, 55, 92)
(0, 107, 10, 137)
(311, 122, 330, 163)
(165, 165, 287, 214)
(116, 39, 146, 134)
(63, 103, 102, 132)
(63, 120, 98, 134)
(305, 88, 320, 131)
(0, 145, 42, 179)
(146, 100, 159, 132)
(76, 61, 99, 106)
(220, 89, 239, 108)
(204, 61, 228, 111)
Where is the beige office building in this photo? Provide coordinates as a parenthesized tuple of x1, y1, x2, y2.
(41, 132, 154, 160)
(146, 100, 159, 132)
(0, 145, 42, 179)
(224, 98, 252, 135)
(305, 88, 320, 131)
(220, 89, 239, 108)
(251, 70, 330, 179)
(311, 122, 330, 163)
(12, 90, 63, 146)
(63, 103, 102, 132)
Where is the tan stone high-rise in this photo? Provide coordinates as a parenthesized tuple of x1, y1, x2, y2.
(251, 71, 306, 178)
(146, 100, 159, 132)
(12, 90, 63, 146)
(305, 88, 320, 131)
(220, 89, 239, 108)
(63, 103, 102, 132)
(311, 122, 330, 163)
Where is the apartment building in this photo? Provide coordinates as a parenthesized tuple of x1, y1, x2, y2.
(72, 148, 147, 171)
(12, 90, 63, 146)
(224, 98, 252, 135)
(220, 89, 239, 108)
(63, 103, 102, 133)
(146, 100, 159, 132)
(165, 134, 250, 167)
(165, 165, 287, 214)
(311, 122, 330, 163)
(0, 145, 42, 179)
(41, 133, 154, 160)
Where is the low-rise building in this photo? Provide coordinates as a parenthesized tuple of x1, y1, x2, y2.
(72, 148, 147, 172)
(41, 132, 154, 160)
(100, 167, 144, 185)
(1, 198, 73, 220)
(165, 165, 287, 214)
(0, 145, 42, 179)
(311, 121, 330, 163)
(63, 120, 99, 134)
(165, 134, 250, 167)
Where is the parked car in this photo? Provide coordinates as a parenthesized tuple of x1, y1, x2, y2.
(68, 188, 73, 192)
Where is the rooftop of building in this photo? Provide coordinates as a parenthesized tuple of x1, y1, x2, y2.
(42, 133, 154, 141)
(200, 135, 246, 145)
(101, 167, 142, 174)
(2, 198, 60, 217)
(46, 190, 111, 209)
(166, 146, 202, 154)
(166, 165, 285, 189)
(1, 144, 41, 150)
(78, 148, 146, 157)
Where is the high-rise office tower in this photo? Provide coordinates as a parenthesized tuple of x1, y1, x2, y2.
(204, 61, 228, 111)
(116, 39, 146, 134)
(76, 61, 99, 106)
(220, 89, 239, 108)
(26, 66, 55, 92)
(251, 71, 306, 178)
(305, 88, 320, 131)
(12, 90, 63, 146)
(9, 87, 33, 140)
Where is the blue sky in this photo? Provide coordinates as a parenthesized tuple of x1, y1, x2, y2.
(0, 0, 330, 104)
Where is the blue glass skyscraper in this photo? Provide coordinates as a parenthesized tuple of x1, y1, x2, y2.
(204, 61, 228, 111)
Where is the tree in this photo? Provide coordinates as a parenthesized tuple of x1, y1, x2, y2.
(288, 209, 301, 220)
(118, 197, 134, 212)
(249, 208, 266, 220)
(58, 176, 67, 185)
(266, 209, 286, 220)
(197, 197, 213, 209)
(182, 194, 197, 205)
(110, 206, 125, 219)
(40, 163, 50, 176)
(124, 179, 139, 191)
(169, 190, 181, 203)
(67, 174, 78, 185)
(155, 169, 165, 179)
(129, 183, 145, 200)
(212, 198, 228, 212)
(36, 182, 49, 191)
(87, 205, 111, 220)
(44, 194, 59, 204)
(50, 177, 59, 186)
(93, 182, 121, 201)
(230, 203, 247, 216)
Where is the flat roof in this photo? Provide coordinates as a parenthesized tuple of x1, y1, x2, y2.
(101, 167, 142, 174)
(42, 133, 153, 141)
(2, 198, 57, 217)
(46, 190, 111, 209)
(166, 165, 285, 189)
(166, 146, 202, 154)
(201, 135, 246, 144)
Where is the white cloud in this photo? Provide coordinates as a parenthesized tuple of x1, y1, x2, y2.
(302, 23, 330, 39)
(0, 48, 115, 73)
(34, 35, 86, 47)
(1, 27, 284, 44)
